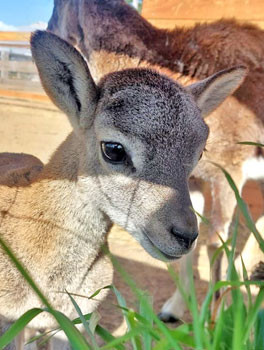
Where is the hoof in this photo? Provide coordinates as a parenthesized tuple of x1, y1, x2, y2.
(158, 312, 181, 323)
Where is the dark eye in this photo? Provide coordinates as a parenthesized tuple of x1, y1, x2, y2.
(101, 142, 127, 164)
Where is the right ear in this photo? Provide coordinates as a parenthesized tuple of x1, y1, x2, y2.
(30, 30, 98, 131)
(187, 66, 247, 118)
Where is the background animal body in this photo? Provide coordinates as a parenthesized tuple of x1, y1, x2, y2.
(48, 0, 264, 321)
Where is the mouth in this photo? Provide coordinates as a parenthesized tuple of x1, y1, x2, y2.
(142, 232, 182, 262)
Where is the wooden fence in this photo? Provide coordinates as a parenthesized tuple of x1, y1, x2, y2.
(0, 32, 46, 99)
(0, 46, 43, 92)
(142, 0, 264, 29)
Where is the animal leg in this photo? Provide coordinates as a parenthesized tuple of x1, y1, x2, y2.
(235, 215, 264, 279)
(159, 252, 193, 322)
(159, 181, 204, 322)
(0, 318, 22, 350)
(208, 174, 243, 297)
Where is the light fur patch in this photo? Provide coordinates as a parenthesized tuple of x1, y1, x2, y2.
(88, 50, 196, 85)
(243, 156, 264, 180)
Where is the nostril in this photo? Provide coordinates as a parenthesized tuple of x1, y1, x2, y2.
(170, 227, 198, 249)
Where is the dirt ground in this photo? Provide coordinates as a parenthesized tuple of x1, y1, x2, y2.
(0, 96, 263, 341)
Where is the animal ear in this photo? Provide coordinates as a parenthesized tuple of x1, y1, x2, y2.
(187, 66, 247, 118)
(30, 30, 98, 131)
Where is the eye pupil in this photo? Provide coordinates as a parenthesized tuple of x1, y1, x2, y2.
(101, 142, 127, 163)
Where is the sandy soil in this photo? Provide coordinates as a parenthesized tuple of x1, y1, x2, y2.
(0, 96, 263, 344)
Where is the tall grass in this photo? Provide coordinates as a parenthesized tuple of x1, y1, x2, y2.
(0, 166, 264, 349)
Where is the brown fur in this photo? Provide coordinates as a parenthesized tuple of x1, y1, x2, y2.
(49, 0, 264, 126)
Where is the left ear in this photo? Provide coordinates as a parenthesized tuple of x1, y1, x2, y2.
(187, 66, 247, 118)
(30, 30, 98, 132)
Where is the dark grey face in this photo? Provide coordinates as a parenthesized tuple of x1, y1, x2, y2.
(93, 69, 209, 261)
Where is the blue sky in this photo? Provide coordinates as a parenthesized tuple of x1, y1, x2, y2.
(0, 0, 54, 29)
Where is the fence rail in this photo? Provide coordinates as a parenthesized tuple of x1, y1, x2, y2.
(1, 51, 36, 75)
(142, 0, 264, 29)
(0, 36, 45, 96)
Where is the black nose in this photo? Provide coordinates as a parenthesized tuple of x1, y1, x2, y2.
(170, 227, 198, 250)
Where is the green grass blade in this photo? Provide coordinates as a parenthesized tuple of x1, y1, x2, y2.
(50, 310, 91, 349)
(240, 256, 253, 310)
(0, 308, 43, 348)
(153, 328, 196, 350)
(128, 311, 143, 350)
(232, 292, 246, 350)
(100, 326, 151, 350)
(0, 237, 91, 349)
(67, 291, 96, 349)
(186, 261, 204, 349)
(88, 286, 112, 299)
(211, 231, 246, 350)
(26, 328, 61, 346)
(26, 312, 125, 350)
(168, 258, 205, 349)
(152, 342, 172, 350)
(216, 305, 236, 350)
(211, 162, 264, 252)
(237, 141, 264, 147)
(214, 280, 264, 291)
(199, 283, 214, 327)
(212, 302, 225, 350)
(224, 216, 247, 350)
(110, 256, 182, 350)
(167, 264, 191, 310)
(139, 293, 153, 350)
(226, 214, 239, 281)
(33, 332, 60, 348)
(111, 285, 142, 350)
(95, 325, 125, 350)
(243, 288, 264, 343)
(210, 243, 227, 271)
(254, 309, 264, 349)
(114, 306, 160, 341)
(0, 236, 52, 309)
(89, 312, 101, 335)
(190, 207, 210, 225)
(227, 216, 245, 305)
(72, 313, 92, 324)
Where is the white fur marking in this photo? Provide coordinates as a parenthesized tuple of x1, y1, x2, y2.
(242, 156, 264, 180)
